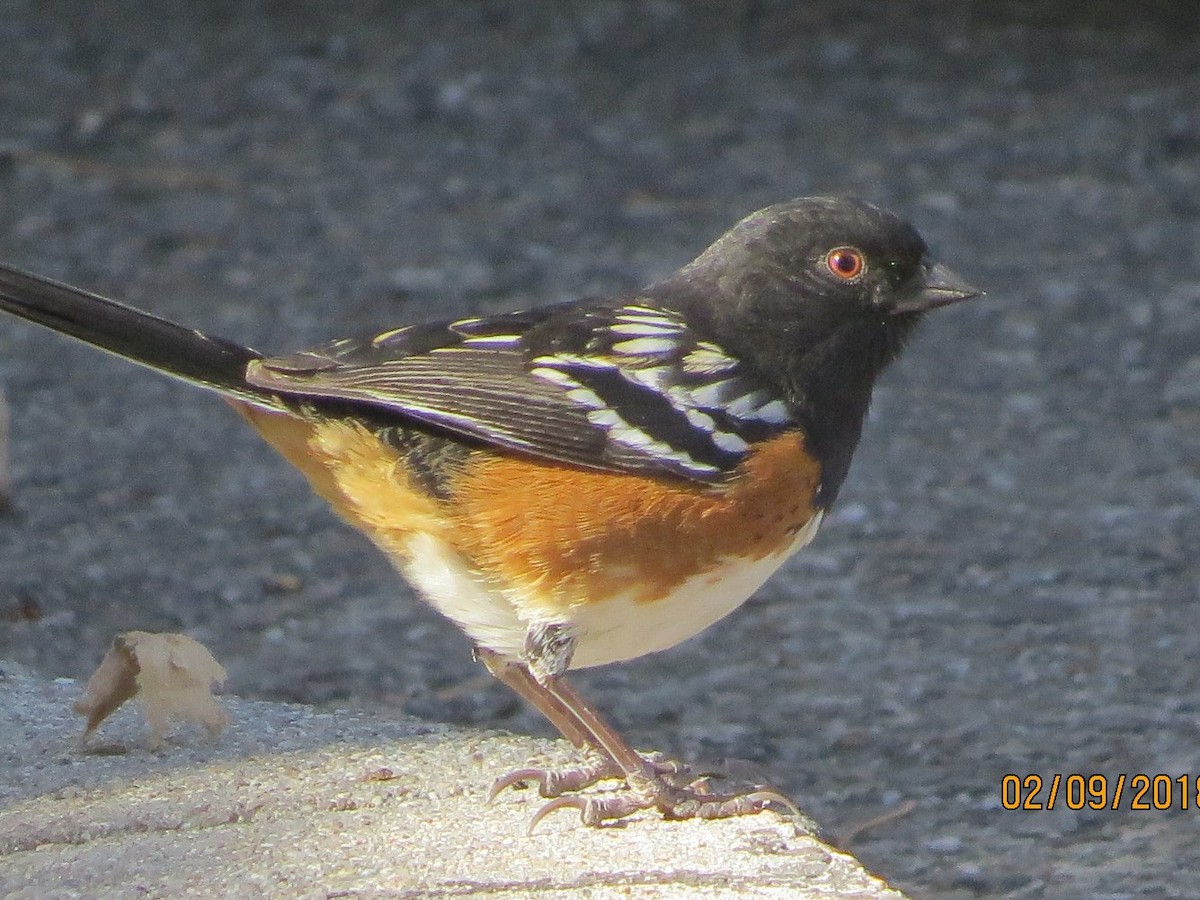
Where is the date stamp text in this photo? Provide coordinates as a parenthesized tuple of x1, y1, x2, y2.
(1002, 774, 1198, 811)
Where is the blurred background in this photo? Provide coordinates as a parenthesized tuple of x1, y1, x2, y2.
(1, 2, 1198, 896)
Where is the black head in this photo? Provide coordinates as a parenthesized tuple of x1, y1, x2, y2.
(668, 196, 976, 337)
(652, 196, 980, 505)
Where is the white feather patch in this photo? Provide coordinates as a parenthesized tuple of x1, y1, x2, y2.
(710, 430, 750, 453)
(611, 336, 681, 357)
(688, 379, 739, 408)
(685, 408, 717, 432)
(530, 367, 580, 388)
(754, 399, 791, 424)
(461, 334, 522, 347)
(401, 533, 527, 659)
(569, 511, 824, 668)
(400, 513, 824, 670)
(623, 366, 672, 392)
(371, 327, 412, 346)
(682, 343, 739, 375)
(725, 390, 771, 419)
(608, 321, 684, 336)
(531, 353, 617, 370)
(585, 408, 624, 427)
(565, 386, 606, 409)
(615, 305, 676, 321)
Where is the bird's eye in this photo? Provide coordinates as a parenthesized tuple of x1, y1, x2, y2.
(826, 247, 865, 280)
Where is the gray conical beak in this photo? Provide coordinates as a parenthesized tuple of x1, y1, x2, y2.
(891, 263, 982, 315)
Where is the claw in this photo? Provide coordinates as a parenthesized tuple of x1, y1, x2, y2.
(489, 754, 625, 801)
(490, 750, 690, 802)
(525, 781, 800, 832)
(664, 787, 800, 820)
(745, 789, 802, 819)
(528, 792, 650, 833)
(490, 748, 799, 832)
(527, 795, 584, 833)
(488, 767, 552, 802)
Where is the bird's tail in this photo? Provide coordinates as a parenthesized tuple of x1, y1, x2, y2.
(0, 263, 286, 411)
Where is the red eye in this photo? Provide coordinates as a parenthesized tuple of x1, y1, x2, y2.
(826, 247, 864, 280)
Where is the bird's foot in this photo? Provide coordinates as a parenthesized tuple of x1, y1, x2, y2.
(489, 749, 687, 801)
(526, 769, 798, 832)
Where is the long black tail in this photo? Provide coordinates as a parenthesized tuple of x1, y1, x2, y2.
(0, 263, 286, 410)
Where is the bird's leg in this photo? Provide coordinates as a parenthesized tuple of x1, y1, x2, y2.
(476, 645, 594, 750)
(480, 628, 798, 830)
(479, 641, 682, 800)
(528, 674, 798, 830)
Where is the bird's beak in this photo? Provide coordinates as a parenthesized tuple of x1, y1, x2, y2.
(890, 263, 982, 315)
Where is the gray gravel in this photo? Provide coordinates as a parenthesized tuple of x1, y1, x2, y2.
(1, 2, 1199, 897)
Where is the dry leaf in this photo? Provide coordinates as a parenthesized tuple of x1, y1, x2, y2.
(74, 637, 140, 738)
(75, 631, 229, 749)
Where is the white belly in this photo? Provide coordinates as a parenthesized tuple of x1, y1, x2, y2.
(569, 513, 822, 667)
(401, 512, 822, 670)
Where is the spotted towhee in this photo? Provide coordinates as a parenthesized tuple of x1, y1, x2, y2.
(0, 197, 979, 828)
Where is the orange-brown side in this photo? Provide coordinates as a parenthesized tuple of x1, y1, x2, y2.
(448, 432, 821, 612)
(231, 402, 451, 565)
(232, 400, 822, 617)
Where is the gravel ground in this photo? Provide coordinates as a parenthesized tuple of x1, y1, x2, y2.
(1, 2, 1199, 897)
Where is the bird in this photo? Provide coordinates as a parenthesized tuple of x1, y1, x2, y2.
(0, 196, 979, 829)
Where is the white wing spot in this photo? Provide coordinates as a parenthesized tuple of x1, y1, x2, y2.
(611, 337, 680, 356)
(461, 334, 522, 347)
(689, 379, 739, 408)
(608, 322, 684, 337)
(725, 390, 772, 420)
(754, 399, 791, 424)
(565, 386, 606, 409)
(530, 367, 580, 388)
(616, 304, 671, 318)
(623, 366, 672, 392)
(710, 430, 750, 453)
(371, 327, 412, 346)
(531, 353, 618, 371)
(682, 343, 739, 375)
(685, 408, 716, 433)
(581, 406, 720, 477)
(607, 425, 717, 475)
(585, 408, 624, 427)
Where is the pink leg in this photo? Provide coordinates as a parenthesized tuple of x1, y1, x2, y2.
(477, 649, 797, 830)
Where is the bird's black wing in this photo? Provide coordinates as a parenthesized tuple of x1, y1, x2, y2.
(246, 301, 796, 483)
